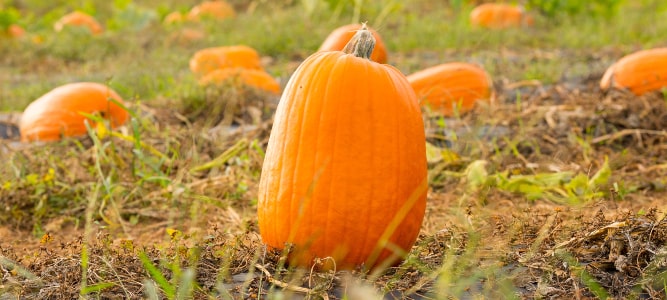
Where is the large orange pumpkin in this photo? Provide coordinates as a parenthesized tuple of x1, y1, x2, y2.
(600, 48, 667, 95)
(187, 1, 236, 21)
(318, 24, 388, 64)
(199, 68, 280, 94)
(189, 45, 263, 77)
(470, 3, 533, 29)
(19, 82, 129, 142)
(54, 11, 103, 35)
(258, 25, 427, 270)
(407, 62, 493, 116)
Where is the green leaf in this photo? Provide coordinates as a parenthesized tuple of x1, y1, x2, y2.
(465, 160, 488, 190)
(138, 252, 176, 298)
(589, 157, 611, 187)
(81, 282, 116, 294)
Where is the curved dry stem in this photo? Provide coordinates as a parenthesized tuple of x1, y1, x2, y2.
(342, 23, 376, 60)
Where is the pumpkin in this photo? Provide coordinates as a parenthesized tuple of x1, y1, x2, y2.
(318, 24, 388, 64)
(199, 68, 280, 94)
(258, 24, 427, 270)
(54, 11, 103, 35)
(6, 24, 25, 38)
(163, 11, 186, 24)
(407, 62, 493, 116)
(600, 48, 667, 95)
(19, 82, 129, 142)
(187, 1, 236, 21)
(189, 45, 263, 77)
(470, 3, 533, 29)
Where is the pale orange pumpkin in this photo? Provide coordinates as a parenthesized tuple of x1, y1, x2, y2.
(187, 1, 236, 21)
(19, 82, 129, 142)
(199, 68, 280, 94)
(54, 11, 104, 35)
(600, 48, 667, 95)
(189, 45, 263, 77)
(163, 11, 186, 24)
(258, 25, 427, 270)
(408, 62, 493, 116)
(6, 24, 25, 38)
(470, 3, 533, 29)
(318, 24, 388, 64)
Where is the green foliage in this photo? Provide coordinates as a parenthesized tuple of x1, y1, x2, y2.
(466, 158, 612, 204)
(139, 252, 177, 298)
(0, 7, 21, 30)
(107, 2, 157, 31)
(526, 0, 625, 19)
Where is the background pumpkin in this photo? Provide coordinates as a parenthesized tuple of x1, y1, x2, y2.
(189, 45, 263, 77)
(19, 82, 129, 142)
(470, 3, 533, 29)
(600, 47, 667, 95)
(6, 24, 25, 38)
(163, 11, 186, 24)
(187, 1, 236, 21)
(54, 11, 103, 35)
(408, 62, 493, 116)
(258, 25, 427, 270)
(318, 23, 388, 64)
(199, 68, 280, 94)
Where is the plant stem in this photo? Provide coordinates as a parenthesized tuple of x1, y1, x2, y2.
(342, 23, 376, 60)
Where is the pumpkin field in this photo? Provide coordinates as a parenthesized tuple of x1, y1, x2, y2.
(2, 0, 667, 299)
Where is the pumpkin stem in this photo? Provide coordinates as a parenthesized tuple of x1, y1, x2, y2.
(342, 23, 376, 60)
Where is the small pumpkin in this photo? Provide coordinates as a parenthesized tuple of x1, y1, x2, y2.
(199, 68, 280, 94)
(318, 24, 388, 64)
(470, 3, 533, 29)
(258, 24, 427, 270)
(19, 82, 129, 142)
(407, 62, 492, 116)
(600, 48, 667, 95)
(54, 11, 103, 35)
(187, 1, 236, 21)
(189, 45, 263, 77)
(6, 24, 25, 38)
(163, 11, 186, 24)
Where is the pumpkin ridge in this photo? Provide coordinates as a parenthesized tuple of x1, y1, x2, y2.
(320, 55, 350, 261)
(358, 61, 377, 260)
(300, 55, 335, 254)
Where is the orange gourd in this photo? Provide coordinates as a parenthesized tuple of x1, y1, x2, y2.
(470, 3, 533, 29)
(258, 25, 427, 270)
(199, 68, 280, 94)
(318, 24, 388, 64)
(54, 11, 103, 35)
(187, 1, 236, 21)
(189, 45, 263, 77)
(408, 62, 492, 116)
(19, 82, 129, 142)
(600, 48, 667, 95)
(6, 24, 25, 38)
(163, 12, 186, 24)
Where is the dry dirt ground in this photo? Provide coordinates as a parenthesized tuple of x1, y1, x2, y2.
(1, 56, 667, 299)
